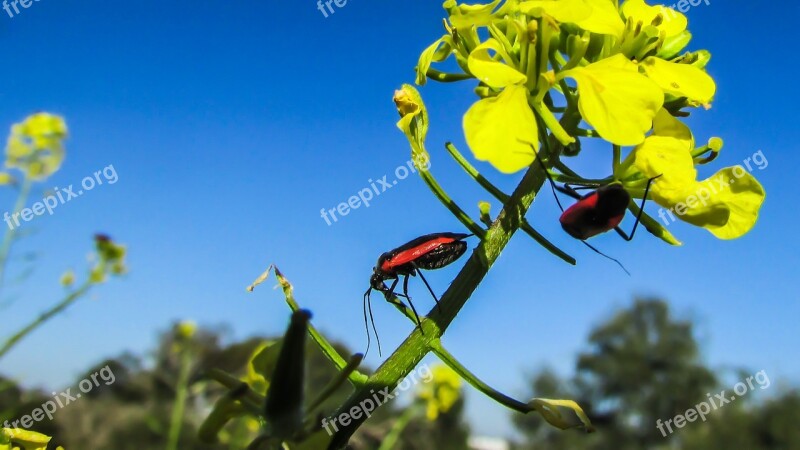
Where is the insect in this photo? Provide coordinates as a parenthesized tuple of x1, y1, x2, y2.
(539, 156, 660, 274)
(364, 232, 471, 355)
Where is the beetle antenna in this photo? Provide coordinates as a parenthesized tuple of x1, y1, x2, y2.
(534, 150, 567, 213)
(580, 240, 630, 276)
(363, 289, 382, 357)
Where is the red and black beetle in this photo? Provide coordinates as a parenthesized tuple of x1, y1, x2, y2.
(364, 232, 471, 355)
(539, 156, 660, 274)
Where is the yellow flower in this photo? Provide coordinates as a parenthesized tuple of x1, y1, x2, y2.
(393, 85, 428, 156)
(443, 0, 502, 29)
(520, 0, 624, 36)
(5, 113, 67, 180)
(560, 54, 663, 146)
(621, 0, 687, 38)
(632, 109, 765, 239)
(462, 39, 538, 173)
(640, 56, 716, 107)
(417, 365, 462, 421)
(0, 428, 58, 450)
(176, 321, 197, 340)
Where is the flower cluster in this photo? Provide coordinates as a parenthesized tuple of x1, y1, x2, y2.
(416, 365, 463, 421)
(413, 0, 764, 240)
(4, 113, 67, 182)
(0, 427, 63, 450)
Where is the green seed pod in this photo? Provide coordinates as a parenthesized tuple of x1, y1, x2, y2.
(264, 309, 311, 439)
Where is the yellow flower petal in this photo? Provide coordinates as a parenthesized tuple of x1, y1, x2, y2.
(575, 0, 625, 36)
(675, 168, 765, 240)
(640, 57, 716, 106)
(418, 365, 463, 421)
(467, 39, 527, 89)
(621, 0, 687, 37)
(444, 0, 501, 29)
(416, 35, 453, 86)
(463, 84, 539, 173)
(633, 135, 696, 205)
(652, 108, 693, 148)
(563, 54, 663, 146)
(519, 0, 592, 23)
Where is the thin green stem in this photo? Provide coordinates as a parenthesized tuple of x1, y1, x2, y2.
(424, 68, 472, 83)
(443, 143, 575, 265)
(273, 268, 369, 387)
(430, 341, 532, 413)
(417, 167, 486, 239)
(0, 281, 92, 360)
(166, 346, 193, 450)
(613, 145, 621, 175)
(531, 101, 575, 146)
(327, 161, 548, 450)
(204, 369, 266, 413)
(306, 354, 363, 416)
(574, 129, 601, 138)
(377, 404, 419, 450)
(0, 176, 33, 296)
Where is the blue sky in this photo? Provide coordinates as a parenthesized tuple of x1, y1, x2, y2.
(0, 0, 797, 439)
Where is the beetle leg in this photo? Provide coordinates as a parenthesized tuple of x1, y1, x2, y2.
(616, 174, 662, 241)
(402, 274, 424, 331)
(412, 263, 441, 313)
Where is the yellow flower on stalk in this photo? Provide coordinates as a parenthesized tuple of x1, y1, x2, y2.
(443, 0, 502, 29)
(621, 0, 687, 39)
(639, 56, 716, 107)
(631, 109, 765, 239)
(417, 365, 462, 421)
(520, 0, 624, 36)
(463, 39, 539, 173)
(0, 428, 63, 450)
(5, 113, 67, 180)
(560, 54, 663, 146)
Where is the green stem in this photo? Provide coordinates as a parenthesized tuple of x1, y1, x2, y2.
(0, 177, 33, 296)
(327, 162, 548, 450)
(531, 101, 575, 146)
(424, 68, 472, 83)
(166, 346, 193, 450)
(417, 166, 486, 239)
(430, 341, 531, 413)
(376, 405, 420, 450)
(443, 143, 575, 265)
(306, 354, 364, 416)
(574, 129, 600, 138)
(205, 369, 265, 413)
(0, 281, 91, 360)
(613, 145, 621, 175)
(274, 268, 369, 387)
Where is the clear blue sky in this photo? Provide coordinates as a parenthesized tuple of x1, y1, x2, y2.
(0, 0, 797, 439)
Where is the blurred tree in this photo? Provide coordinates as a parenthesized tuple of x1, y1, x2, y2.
(513, 298, 717, 450)
(681, 390, 800, 450)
